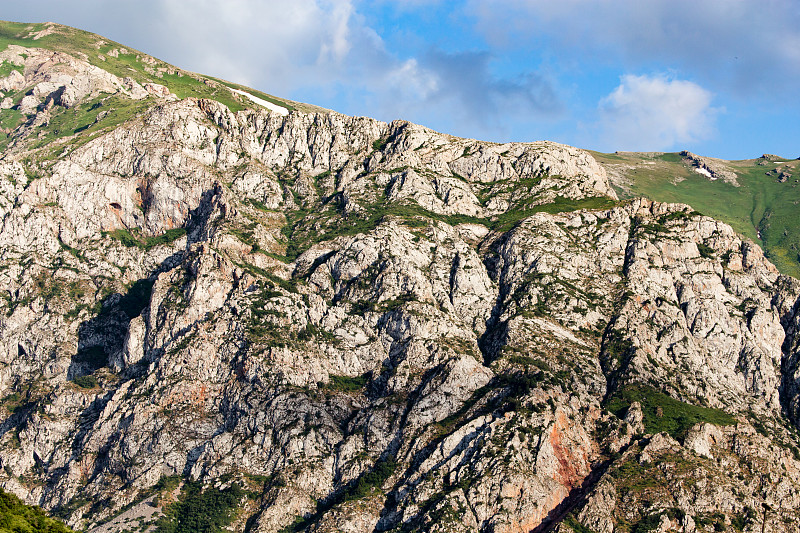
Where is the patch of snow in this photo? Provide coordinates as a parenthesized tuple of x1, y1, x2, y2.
(230, 88, 288, 116)
(694, 166, 714, 179)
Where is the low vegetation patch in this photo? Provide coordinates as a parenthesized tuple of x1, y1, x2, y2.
(372, 137, 389, 152)
(30, 95, 152, 152)
(281, 196, 618, 261)
(72, 375, 98, 389)
(697, 242, 715, 258)
(343, 457, 398, 502)
(605, 384, 736, 440)
(154, 480, 243, 533)
(594, 150, 800, 277)
(104, 227, 186, 250)
(322, 374, 369, 392)
(563, 514, 598, 533)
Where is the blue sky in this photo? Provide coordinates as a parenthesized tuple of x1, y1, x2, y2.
(3, 0, 800, 159)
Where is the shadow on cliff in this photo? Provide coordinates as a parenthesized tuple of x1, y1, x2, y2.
(67, 277, 157, 379)
(67, 184, 225, 380)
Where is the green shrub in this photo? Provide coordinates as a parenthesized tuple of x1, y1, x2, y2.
(372, 138, 388, 151)
(602, 328, 633, 369)
(144, 228, 187, 248)
(152, 475, 182, 494)
(342, 457, 398, 501)
(106, 228, 142, 248)
(278, 456, 398, 532)
(507, 354, 538, 366)
(1, 392, 23, 413)
(697, 242, 715, 258)
(638, 222, 669, 236)
(563, 514, 598, 533)
(0, 60, 23, 78)
(632, 513, 662, 533)
(730, 506, 757, 531)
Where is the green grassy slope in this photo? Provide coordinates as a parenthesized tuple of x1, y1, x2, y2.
(0, 20, 323, 114)
(593, 151, 800, 278)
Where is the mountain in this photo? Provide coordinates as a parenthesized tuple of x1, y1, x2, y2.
(1, 20, 800, 533)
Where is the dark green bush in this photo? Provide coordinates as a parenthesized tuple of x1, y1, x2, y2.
(105, 227, 186, 250)
(73, 375, 98, 389)
(144, 228, 187, 249)
(106, 228, 141, 248)
(697, 242, 715, 258)
(343, 457, 398, 501)
(632, 513, 662, 533)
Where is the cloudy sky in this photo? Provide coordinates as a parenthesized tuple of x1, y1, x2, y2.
(4, 0, 799, 159)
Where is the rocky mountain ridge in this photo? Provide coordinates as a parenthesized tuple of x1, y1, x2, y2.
(1, 21, 800, 533)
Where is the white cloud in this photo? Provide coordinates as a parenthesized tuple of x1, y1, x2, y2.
(596, 74, 719, 150)
(316, 1, 354, 64)
(152, 0, 370, 93)
(384, 58, 440, 101)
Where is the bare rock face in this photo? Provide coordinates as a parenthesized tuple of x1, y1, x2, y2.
(684, 422, 726, 458)
(0, 69, 25, 92)
(1, 32, 800, 533)
(681, 150, 739, 185)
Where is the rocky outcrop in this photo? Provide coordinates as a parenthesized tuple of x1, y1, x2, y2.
(0, 44, 154, 110)
(681, 150, 739, 186)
